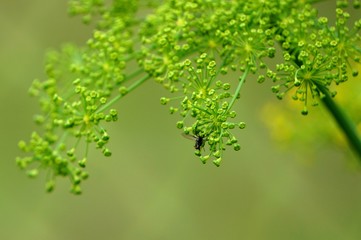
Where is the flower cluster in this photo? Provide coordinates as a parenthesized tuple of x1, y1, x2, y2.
(138, 0, 285, 87)
(17, 45, 120, 194)
(17, 0, 361, 193)
(268, 4, 361, 114)
(160, 54, 247, 166)
(138, 1, 237, 90)
(68, 0, 138, 26)
(16, 0, 144, 194)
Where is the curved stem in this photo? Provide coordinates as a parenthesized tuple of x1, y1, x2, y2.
(316, 83, 361, 159)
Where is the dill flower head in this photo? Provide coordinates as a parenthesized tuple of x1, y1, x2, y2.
(160, 53, 246, 166)
(268, 6, 361, 115)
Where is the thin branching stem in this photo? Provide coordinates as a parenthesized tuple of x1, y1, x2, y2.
(96, 74, 150, 113)
(227, 66, 249, 112)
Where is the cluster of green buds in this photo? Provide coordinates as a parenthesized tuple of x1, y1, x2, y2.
(267, 4, 361, 115)
(16, 45, 120, 194)
(16, 0, 361, 194)
(15, 0, 156, 194)
(15, 0, 142, 193)
(160, 53, 247, 166)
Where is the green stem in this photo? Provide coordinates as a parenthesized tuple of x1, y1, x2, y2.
(123, 68, 144, 83)
(316, 83, 361, 159)
(271, 12, 361, 160)
(227, 66, 249, 111)
(96, 74, 150, 113)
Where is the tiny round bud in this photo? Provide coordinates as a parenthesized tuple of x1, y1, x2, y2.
(200, 155, 209, 164)
(213, 150, 221, 158)
(222, 83, 231, 90)
(46, 180, 55, 193)
(301, 107, 308, 116)
(100, 97, 107, 104)
(229, 111, 236, 118)
(354, 0, 361, 8)
(294, 78, 301, 87)
(73, 176, 81, 185)
(103, 148, 112, 157)
(233, 144, 241, 151)
(271, 85, 280, 93)
(78, 158, 87, 168)
(71, 184, 82, 195)
(169, 107, 178, 114)
(257, 75, 265, 83)
(160, 97, 170, 105)
(213, 157, 222, 167)
(67, 148, 75, 157)
(102, 133, 110, 141)
(16, 157, 28, 169)
(239, 122, 246, 129)
(176, 121, 184, 129)
(18, 141, 27, 151)
(34, 115, 45, 124)
(81, 172, 89, 180)
(194, 150, 201, 156)
(184, 59, 192, 66)
(27, 169, 39, 178)
(119, 86, 128, 95)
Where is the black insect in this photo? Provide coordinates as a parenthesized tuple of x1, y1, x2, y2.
(182, 133, 206, 150)
(194, 135, 204, 150)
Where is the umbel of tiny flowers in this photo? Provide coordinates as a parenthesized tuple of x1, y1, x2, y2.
(138, 0, 278, 90)
(265, 2, 361, 158)
(160, 53, 247, 166)
(16, 0, 143, 194)
(16, 45, 121, 194)
(142, 0, 279, 165)
(268, 5, 361, 115)
(16, 0, 361, 194)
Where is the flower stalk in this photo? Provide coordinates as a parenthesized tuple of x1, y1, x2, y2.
(316, 83, 361, 160)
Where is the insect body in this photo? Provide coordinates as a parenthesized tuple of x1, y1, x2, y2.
(182, 133, 206, 150)
(194, 135, 204, 150)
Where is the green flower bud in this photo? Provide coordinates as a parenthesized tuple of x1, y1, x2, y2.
(176, 121, 184, 129)
(200, 155, 210, 164)
(71, 184, 82, 195)
(119, 86, 128, 95)
(46, 180, 55, 193)
(194, 150, 201, 156)
(222, 83, 231, 90)
(27, 169, 39, 178)
(160, 97, 170, 105)
(213, 157, 222, 167)
(301, 107, 308, 116)
(78, 158, 87, 168)
(18, 140, 27, 151)
(102, 148, 112, 157)
(213, 150, 221, 158)
(81, 172, 89, 180)
(239, 122, 246, 129)
(233, 144, 241, 151)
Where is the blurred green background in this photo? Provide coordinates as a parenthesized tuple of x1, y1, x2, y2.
(2, 0, 361, 239)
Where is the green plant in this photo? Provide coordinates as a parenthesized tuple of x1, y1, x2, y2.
(16, 0, 361, 194)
